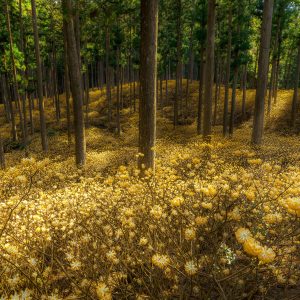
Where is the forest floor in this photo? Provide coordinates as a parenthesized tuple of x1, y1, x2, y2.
(0, 81, 300, 299)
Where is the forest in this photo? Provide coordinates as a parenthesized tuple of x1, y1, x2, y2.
(0, 0, 300, 299)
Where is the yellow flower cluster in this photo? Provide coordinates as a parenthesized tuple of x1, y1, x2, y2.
(235, 228, 276, 264)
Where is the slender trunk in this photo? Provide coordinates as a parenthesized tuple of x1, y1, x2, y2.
(223, 5, 232, 137)
(116, 48, 121, 136)
(52, 49, 61, 123)
(120, 66, 124, 109)
(291, 42, 300, 128)
(5, 75, 17, 141)
(105, 26, 112, 125)
(138, 0, 158, 171)
(133, 71, 136, 112)
(185, 71, 190, 122)
(267, 18, 280, 115)
(99, 60, 104, 90)
(229, 66, 238, 135)
(273, 38, 282, 104)
(19, 0, 28, 145)
(84, 60, 90, 127)
(242, 64, 247, 120)
(203, 0, 216, 140)
(174, 0, 182, 127)
(213, 54, 220, 126)
(254, 39, 259, 88)
(31, 0, 48, 151)
(62, 0, 86, 166)
(165, 67, 168, 106)
(5, 0, 25, 144)
(267, 60, 275, 116)
(160, 76, 163, 108)
(252, 0, 274, 145)
(283, 47, 292, 89)
(197, 47, 205, 135)
(0, 136, 5, 169)
(28, 94, 34, 134)
(63, 22, 72, 145)
(1, 74, 11, 122)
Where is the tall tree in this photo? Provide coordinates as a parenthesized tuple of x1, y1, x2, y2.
(138, 0, 158, 171)
(62, 0, 86, 166)
(223, 4, 232, 137)
(0, 135, 5, 169)
(31, 0, 48, 152)
(203, 0, 216, 140)
(174, 0, 182, 127)
(252, 0, 274, 145)
(291, 40, 300, 128)
(5, 0, 25, 145)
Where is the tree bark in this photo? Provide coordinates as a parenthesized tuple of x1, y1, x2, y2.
(0, 74, 11, 123)
(63, 21, 72, 145)
(197, 47, 205, 135)
(252, 0, 274, 145)
(116, 48, 121, 136)
(213, 53, 220, 126)
(31, 0, 48, 151)
(229, 66, 238, 135)
(19, 0, 28, 146)
(242, 64, 247, 120)
(5, 0, 25, 145)
(291, 41, 300, 128)
(203, 0, 216, 140)
(84, 59, 90, 127)
(105, 26, 112, 125)
(174, 0, 182, 127)
(62, 0, 86, 166)
(0, 136, 5, 169)
(5, 74, 17, 141)
(138, 0, 158, 171)
(223, 4, 232, 137)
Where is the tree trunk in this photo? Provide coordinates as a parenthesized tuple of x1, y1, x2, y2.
(105, 26, 112, 125)
(120, 66, 124, 109)
(5, 0, 25, 145)
(267, 60, 275, 116)
(203, 0, 216, 140)
(283, 47, 292, 89)
(133, 71, 136, 112)
(19, 0, 28, 146)
(0, 74, 11, 123)
(84, 60, 90, 127)
(63, 21, 72, 144)
(62, 0, 86, 166)
(174, 0, 182, 127)
(252, 0, 274, 145)
(5, 74, 17, 141)
(116, 48, 121, 136)
(267, 18, 280, 116)
(165, 67, 168, 106)
(138, 0, 158, 171)
(160, 76, 163, 108)
(223, 5, 232, 137)
(242, 64, 247, 120)
(0, 136, 5, 169)
(31, 0, 48, 151)
(291, 41, 300, 128)
(229, 66, 238, 135)
(197, 47, 205, 135)
(273, 37, 282, 104)
(213, 53, 220, 126)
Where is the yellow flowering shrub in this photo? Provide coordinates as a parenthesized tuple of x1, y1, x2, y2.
(0, 85, 299, 299)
